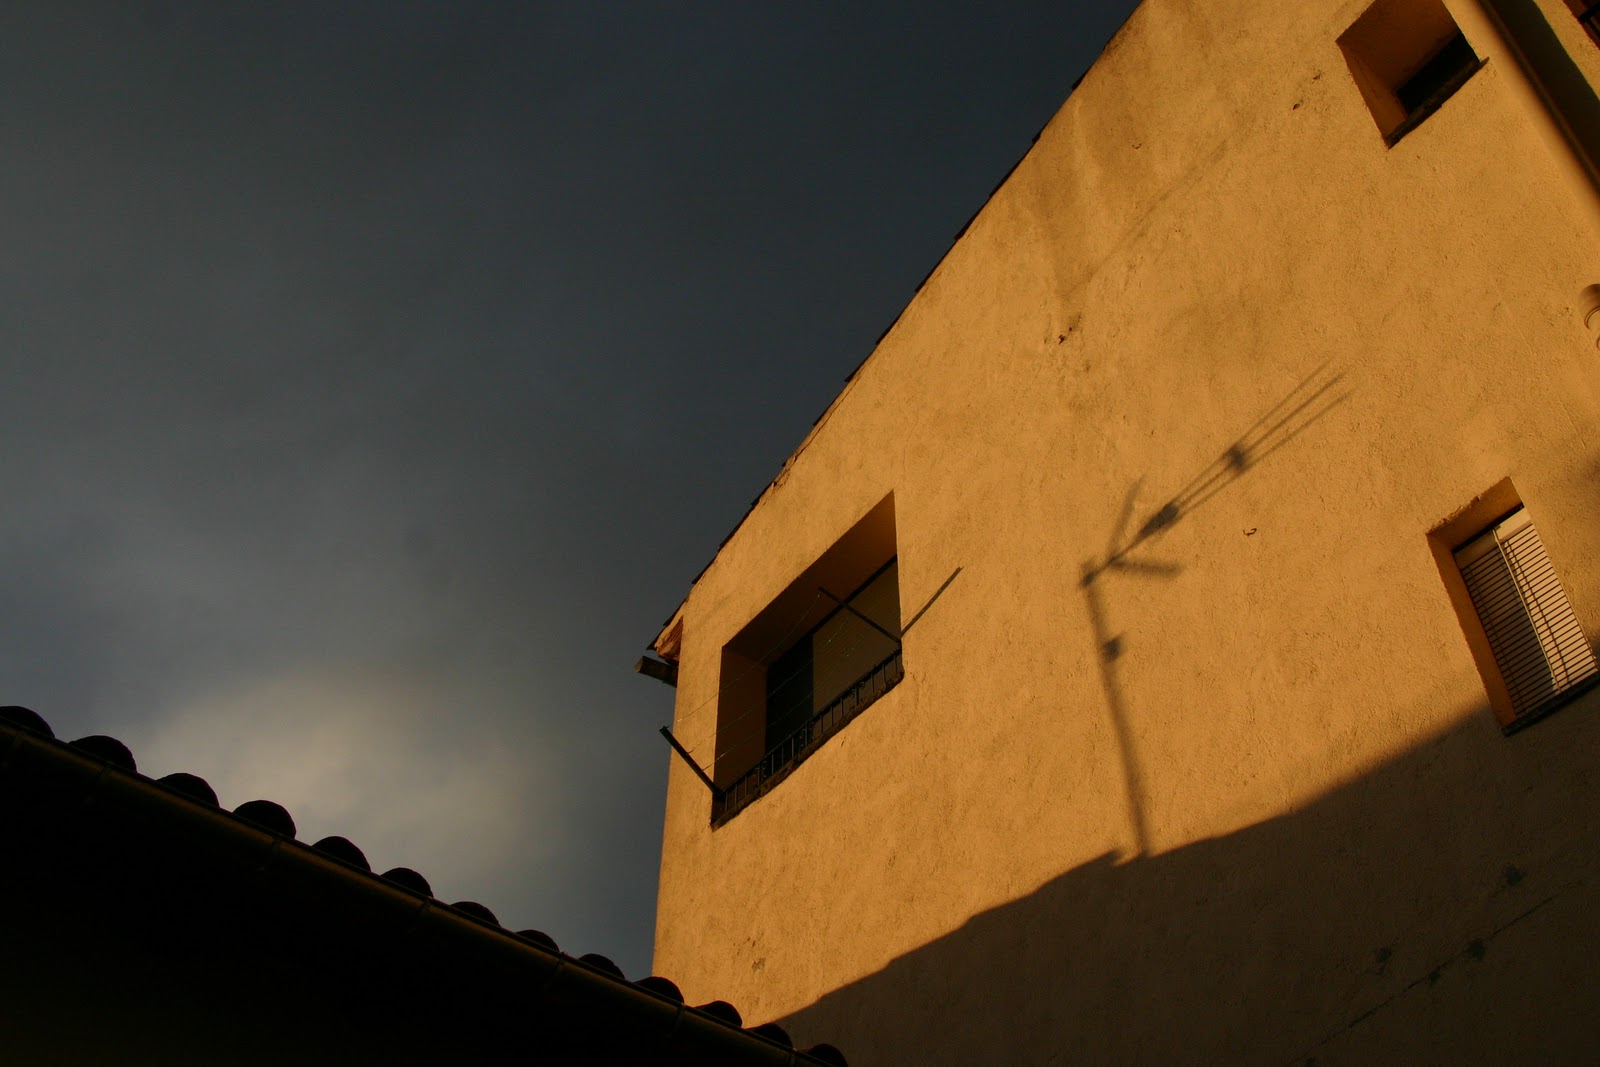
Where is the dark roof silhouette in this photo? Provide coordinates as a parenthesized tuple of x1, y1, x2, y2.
(0, 705, 846, 1066)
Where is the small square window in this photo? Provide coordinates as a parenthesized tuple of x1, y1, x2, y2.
(1338, 0, 1483, 145)
(1433, 486, 1599, 732)
(712, 495, 903, 824)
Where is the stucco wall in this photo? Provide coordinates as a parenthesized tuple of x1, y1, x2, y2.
(653, 0, 1600, 1061)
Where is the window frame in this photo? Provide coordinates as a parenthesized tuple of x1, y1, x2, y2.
(1430, 483, 1600, 733)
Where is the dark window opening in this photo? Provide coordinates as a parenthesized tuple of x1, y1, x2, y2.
(1396, 32, 1479, 116)
(765, 633, 816, 755)
(1390, 32, 1481, 141)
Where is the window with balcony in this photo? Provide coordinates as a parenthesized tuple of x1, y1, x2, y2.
(712, 494, 902, 824)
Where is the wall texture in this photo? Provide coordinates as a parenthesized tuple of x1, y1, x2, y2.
(653, 0, 1600, 1061)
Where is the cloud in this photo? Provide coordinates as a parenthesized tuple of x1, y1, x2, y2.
(125, 668, 563, 901)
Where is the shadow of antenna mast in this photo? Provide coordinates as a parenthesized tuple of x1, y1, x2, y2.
(1080, 365, 1350, 858)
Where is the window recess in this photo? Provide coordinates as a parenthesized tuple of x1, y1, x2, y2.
(1453, 506, 1599, 731)
(1338, 0, 1483, 145)
(711, 495, 903, 825)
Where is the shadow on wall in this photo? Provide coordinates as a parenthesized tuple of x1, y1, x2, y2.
(781, 694, 1600, 1065)
(1084, 365, 1349, 856)
(1494, 0, 1600, 168)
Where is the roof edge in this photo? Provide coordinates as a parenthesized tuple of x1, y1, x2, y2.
(647, 3, 1144, 639)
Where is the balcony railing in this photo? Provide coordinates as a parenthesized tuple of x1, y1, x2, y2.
(713, 648, 904, 824)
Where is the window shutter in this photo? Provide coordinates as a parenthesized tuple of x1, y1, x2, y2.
(1455, 509, 1599, 721)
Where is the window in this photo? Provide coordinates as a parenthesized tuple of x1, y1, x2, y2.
(712, 495, 903, 824)
(1338, 0, 1483, 145)
(1433, 486, 1599, 732)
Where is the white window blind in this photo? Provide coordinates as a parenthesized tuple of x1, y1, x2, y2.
(1454, 508, 1599, 722)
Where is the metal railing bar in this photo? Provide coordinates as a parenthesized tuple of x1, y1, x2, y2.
(714, 649, 904, 824)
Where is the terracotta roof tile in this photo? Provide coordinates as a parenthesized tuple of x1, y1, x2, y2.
(0, 704, 846, 1065)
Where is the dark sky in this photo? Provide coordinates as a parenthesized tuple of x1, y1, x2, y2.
(1, 1, 1136, 979)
